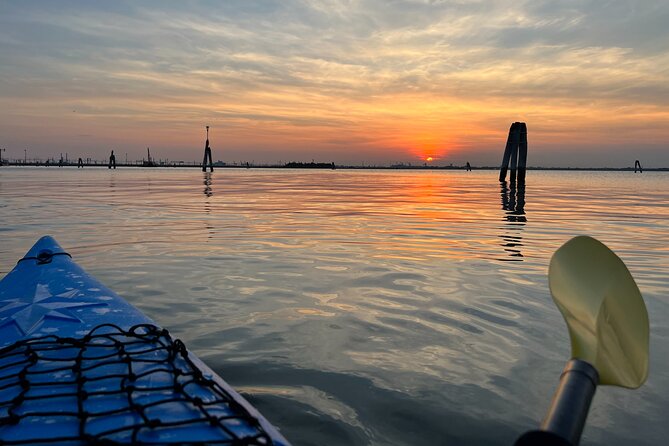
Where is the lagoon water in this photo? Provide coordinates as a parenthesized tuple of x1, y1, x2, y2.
(0, 167, 668, 445)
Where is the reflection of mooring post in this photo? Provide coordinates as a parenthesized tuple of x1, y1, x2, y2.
(202, 125, 213, 172)
(634, 159, 643, 173)
(499, 122, 528, 184)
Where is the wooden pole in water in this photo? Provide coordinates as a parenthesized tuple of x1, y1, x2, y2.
(517, 122, 528, 184)
(499, 122, 520, 182)
(202, 125, 213, 172)
(509, 134, 519, 184)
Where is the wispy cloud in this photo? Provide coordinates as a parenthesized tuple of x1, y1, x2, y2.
(1, 0, 668, 165)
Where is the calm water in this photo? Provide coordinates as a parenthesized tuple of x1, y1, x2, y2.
(1, 167, 668, 445)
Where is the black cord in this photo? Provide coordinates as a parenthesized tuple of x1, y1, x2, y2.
(0, 324, 273, 445)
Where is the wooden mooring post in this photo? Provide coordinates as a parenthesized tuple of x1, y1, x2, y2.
(499, 122, 527, 184)
(202, 125, 213, 172)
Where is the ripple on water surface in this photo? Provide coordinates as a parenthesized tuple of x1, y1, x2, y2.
(1, 168, 668, 445)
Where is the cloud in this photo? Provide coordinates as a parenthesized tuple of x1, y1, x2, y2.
(0, 0, 668, 165)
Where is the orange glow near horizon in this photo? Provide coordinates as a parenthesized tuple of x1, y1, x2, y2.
(6, 87, 669, 166)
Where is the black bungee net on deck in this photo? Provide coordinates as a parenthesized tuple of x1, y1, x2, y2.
(0, 324, 274, 445)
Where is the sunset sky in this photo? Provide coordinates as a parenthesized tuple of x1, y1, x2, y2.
(1, 1, 668, 167)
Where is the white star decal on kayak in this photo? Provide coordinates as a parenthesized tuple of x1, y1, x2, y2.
(0, 283, 106, 335)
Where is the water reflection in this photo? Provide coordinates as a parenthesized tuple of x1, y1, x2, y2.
(203, 172, 214, 240)
(1, 170, 668, 445)
(203, 172, 213, 197)
(499, 181, 526, 261)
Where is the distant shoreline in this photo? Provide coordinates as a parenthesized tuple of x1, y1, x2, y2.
(0, 162, 666, 171)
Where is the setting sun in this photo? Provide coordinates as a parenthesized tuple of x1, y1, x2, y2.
(426, 157, 433, 162)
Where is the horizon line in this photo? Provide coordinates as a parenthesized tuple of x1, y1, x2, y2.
(1, 161, 665, 172)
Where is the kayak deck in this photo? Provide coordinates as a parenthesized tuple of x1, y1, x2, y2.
(0, 236, 289, 445)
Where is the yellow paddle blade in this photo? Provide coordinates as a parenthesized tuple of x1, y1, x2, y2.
(549, 236, 649, 388)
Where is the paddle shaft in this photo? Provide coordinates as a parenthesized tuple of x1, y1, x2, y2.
(516, 359, 599, 446)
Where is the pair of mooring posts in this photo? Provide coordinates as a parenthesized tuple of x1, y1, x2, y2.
(202, 125, 213, 172)
(499, 122, 528, 184)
